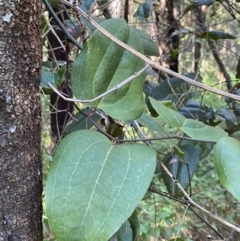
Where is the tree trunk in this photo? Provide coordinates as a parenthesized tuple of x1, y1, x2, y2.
(0, 1, 42, 240)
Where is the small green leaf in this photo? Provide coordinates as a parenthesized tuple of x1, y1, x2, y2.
(201, 31, 236, 41)
(116, 220, 133, 241)
(178, 100, 214, 122)
(71, 18, 146, 121)
(133, 1, 152, 19)
(64, 108, 100, 135)
(150, 98, 186, 128)
(79, 0, 95, 11)
(41, 66, 55, 89)
(169, 47, 179, 59)
(180, 139, 214, 160)
(41, 65, 66, 94)
(162, 152, 179, 195)
(232, 130, 240, 141)
(215, 108, 237, 132)
(181, 119, 228, 142)
(56, 64, 66, 86)
(128, 210, 140, 241)
(151, 73, 201, 104)
(184, 0, 213, 14)
(162, 144, 199, 197)
(175, 144, 199, 196)
(45, 130, 156, 241)
(42, 61, 58, 69)
(214, 137, 240, 201)
(137, 113, 180, 151)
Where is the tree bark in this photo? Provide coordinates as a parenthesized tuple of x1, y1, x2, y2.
(0, 1, 42, 240)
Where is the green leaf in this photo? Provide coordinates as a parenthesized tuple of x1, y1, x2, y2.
(137, 113, 179, 150)
(232, 130, 240, 141)
(41, 67, 55, 89)
(151, 73, 201, 104)
(178, 100, 214, 122)
(42, 61, 58, 69)
(133, 1, 152, 19)
(45, 130, 156, 241)
(131, 27, 159, 56)
(180, 139, 214, 160)
(175, 144, 199, 196)
(215, 108, 237, 132)
(214, 137, 240, 201)
(143, 81, 158, 117)
(41, 64, 66, 94)
(79, 0, 95, 11)
(162, 152, 179, 195)
(71, 18, 146, 121)
(201, 31, 236, 41)
(116, 220, 133, 241)
(162, 144, 199, 197)
(128, 210, 140, 241)
(150, 98, 228, 142)
(184, 0, 213, 14)
(181, 119, 228, 142)
(150, 98, 186, 128)
(64, 108, 100, 135)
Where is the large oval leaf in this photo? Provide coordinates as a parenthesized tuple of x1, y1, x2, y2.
(214, 137, 240, 201)
(45, 130, 156, 241)
(71, 18, 146, 121)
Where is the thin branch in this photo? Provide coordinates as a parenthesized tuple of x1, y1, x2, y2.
(188, 205, 224, 240)
(47, 64, 149, 103)
(118, 135, 216, 144)
(42, 0, 83, 50)
(60, 0, 240, 102)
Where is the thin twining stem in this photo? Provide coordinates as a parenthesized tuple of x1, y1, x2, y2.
(117, 135, 216, 144)
(61, 0, 240, 102)
(47, 65, 149, 103)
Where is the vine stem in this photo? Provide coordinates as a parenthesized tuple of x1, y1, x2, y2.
(60, 0, 240, 102)
(48, 65, 149, 103)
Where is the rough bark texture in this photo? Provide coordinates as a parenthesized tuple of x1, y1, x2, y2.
(0, 0, 42, 240)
